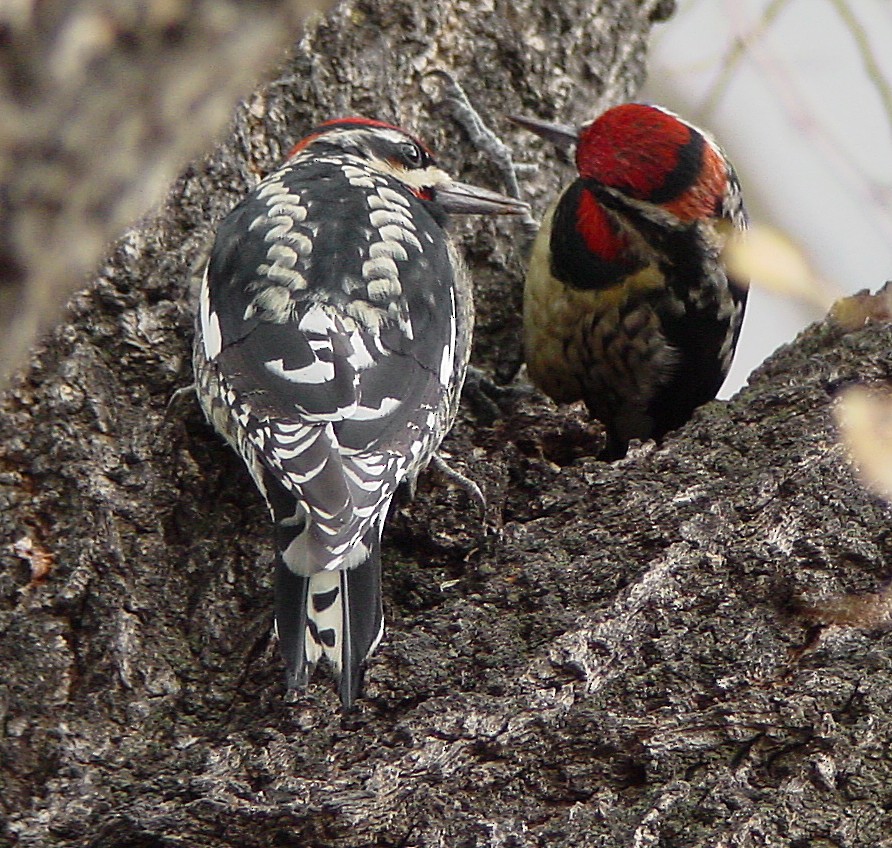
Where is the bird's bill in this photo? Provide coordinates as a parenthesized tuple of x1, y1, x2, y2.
(435, 181, 530, 216)
(508, 115, 580, 151)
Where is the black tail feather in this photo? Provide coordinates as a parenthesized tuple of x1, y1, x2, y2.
(266, 465, 383, 708)
(338, 543, 383, 710)
(274, 541, 383, 711)
(275, 558, 312, 691)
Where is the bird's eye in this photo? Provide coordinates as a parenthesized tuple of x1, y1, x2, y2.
(400, 142, 424, 167)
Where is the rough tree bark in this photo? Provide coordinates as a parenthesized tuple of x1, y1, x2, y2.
(0, 0, 330, 388)
(3, 1, 892, 846)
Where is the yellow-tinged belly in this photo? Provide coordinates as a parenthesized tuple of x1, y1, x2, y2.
(523, 204, 668, 404)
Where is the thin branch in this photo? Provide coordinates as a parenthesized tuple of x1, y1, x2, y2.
(827, 0, 892, 149)
(699, 0, 792, 119)
(721, 0, 892, 243)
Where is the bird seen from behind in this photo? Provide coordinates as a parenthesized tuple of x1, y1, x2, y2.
(193, 117, 528, 709)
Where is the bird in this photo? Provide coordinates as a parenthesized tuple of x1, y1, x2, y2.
(193, 116, 528, 709)
(510, 103, 748, 458)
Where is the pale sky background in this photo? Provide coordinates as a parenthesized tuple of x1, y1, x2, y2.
(643, 0, 892, 394)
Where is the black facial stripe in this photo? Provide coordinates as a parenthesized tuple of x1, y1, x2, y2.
(550, 182, 640, 290)
(647, 129, 704, 204)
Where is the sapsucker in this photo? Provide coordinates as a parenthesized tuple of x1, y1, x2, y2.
(511, 104, 748, 458)
(193, 117, 527, 709)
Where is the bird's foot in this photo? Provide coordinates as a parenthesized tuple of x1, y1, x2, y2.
(166, 382, 197, 418)
(463, 364, 535, 426)
(426, 69, 539, 236)
(430, 451, 486, 518)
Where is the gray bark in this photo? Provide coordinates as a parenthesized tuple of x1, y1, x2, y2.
(5, 1, 892, 846)
(0, 0, 330, 388)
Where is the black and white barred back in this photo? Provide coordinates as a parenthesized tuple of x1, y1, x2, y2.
(193, 120, 478, 709)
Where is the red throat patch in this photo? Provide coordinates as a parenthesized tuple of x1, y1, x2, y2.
(576, 188, 628, 260)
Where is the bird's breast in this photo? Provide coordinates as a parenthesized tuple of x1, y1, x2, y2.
(524, 210, 673, 405)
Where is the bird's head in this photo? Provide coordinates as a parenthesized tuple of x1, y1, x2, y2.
(510, 104, 736, 222)
(287, 117, 529, 217)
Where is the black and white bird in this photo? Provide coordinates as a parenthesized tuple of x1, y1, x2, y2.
(193, 117, 527, 709)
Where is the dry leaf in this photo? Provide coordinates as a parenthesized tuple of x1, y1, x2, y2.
(724, 224, 835, 308)
(801, 585, 892, 629)
(834, 385, 892, 500)
(12, 535, 56, 587)
(828, 281, 892, 332)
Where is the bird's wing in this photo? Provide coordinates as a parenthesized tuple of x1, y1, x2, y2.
(201, 171, 458, 568)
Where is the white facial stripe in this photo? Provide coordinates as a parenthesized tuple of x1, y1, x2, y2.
(375, 162, 450, 194)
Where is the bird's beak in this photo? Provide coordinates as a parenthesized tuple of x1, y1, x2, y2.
(434, 181, 530, 216)
(508, 115, 579, 152)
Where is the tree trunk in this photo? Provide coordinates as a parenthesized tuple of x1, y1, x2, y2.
(5, 1, 892, 846)
(0, 0, 331, 387)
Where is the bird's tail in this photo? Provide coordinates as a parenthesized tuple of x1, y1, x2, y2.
(275, 529, 383, 711)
